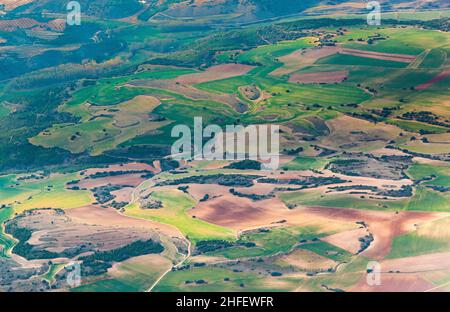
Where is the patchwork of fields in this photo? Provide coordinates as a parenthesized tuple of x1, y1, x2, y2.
(0, 0, 449, 292)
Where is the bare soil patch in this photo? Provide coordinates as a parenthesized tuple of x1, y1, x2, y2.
(340, 48, 416, 63)
(271, 46, 341, 76)
(301, 206, 442, 260)
(323, 227, 369, 254)
(278, 249, 337, 271)
(321, 115, 401, 151)
(14, 209, 160, 254)
(175, 64, 254, 84)
(351, 273, 435, 292)
(128, 80, 247, 113)
(381, 252, 450, 273)
(289, 70, 348, 84)
(67, 205, 184, 239)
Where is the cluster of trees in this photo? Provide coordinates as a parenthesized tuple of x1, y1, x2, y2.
(401, 111, 450, 128)
(225, 160, 262, 170)
(229, 188, 274, 201)
(80, 239, 164, 276)
(258, 176, 347, 188)
(158, 174, 262, 188)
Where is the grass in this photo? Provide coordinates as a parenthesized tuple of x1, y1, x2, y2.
(42, 263, 65, 284)
(408, 164, 450, 187)
(73, 255, 172, 292)
(0, 103, 10, 119)
(317, 53, 409, 68)
(207, 226, 325, 259)
(341, 27, 448, 55)
(419, 48, 447, 69)
(280, 190, 407, 211)
(298, 241, 352, 262)
(125, 189, 235, 243)
(0, 207, 15, 258)
(72, 278, 140, 292)
(0, 173, 93, 214)
(388, 119, 448, 134)
(386, 232, 450, 259)
(154, 266, 296, 292)
(29, 67, 196, 155)
(281, 156, 330, 171)
(31, 95, 169, 155)
(406, 187, 450, 212)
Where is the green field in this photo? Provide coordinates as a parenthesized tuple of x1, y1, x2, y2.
(0, 207, 15, 257)
(125, 189, 235, 243)
(207, 226, 326, 259)
(1, 1, 450, 293)
(408, 164, 450, 187)
(280, 190, 407, 211)
(407, 187, 450, 212)
(419, 48, 447, 68)
(317, 53, 409, 68)
(298, 241, 352, 262)
(0, 173, 93, 214)
(281, 156, 330, 171)
(387, 232, 450, 259)
(154, 266, 296, 292)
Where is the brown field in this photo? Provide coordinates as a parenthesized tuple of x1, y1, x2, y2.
(76, 173, 146, 189)
(190, 191, 355, 234)
(416, 70, 450, 90)
(302, 206, 444, 260)
(0, 17, 65, 32)
(417, 217, 450, 239)
(351, 273, 435, 292)
(289, 70, 348, 84)
(370, 147, 410, 157)
(277, 249, 337, 271)
(190, 195, 287, 230)
(340, 48, 416, 63)
(381, 252, 450, 273)
(185, 184, 230, 201)
(110, 187, 134, 203)
(233, 183, 278, 195)
(2, 0, 33, 11)
(16, 209, 160, 254)
(174, 64, 254, 84)
(320, 115, 402, 151)
(402, 141, 450, 154)
(67, 205, 184, 239)
(271, 46, 341, 76)
(322, 227, 369, 254)
(108, 253, 173, 289)
(128, 79, 247, 112)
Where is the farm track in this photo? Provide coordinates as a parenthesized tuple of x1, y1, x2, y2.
(146, 238, 191, 292)
(127, 170, 193, 292)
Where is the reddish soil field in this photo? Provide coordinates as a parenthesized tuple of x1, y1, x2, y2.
(416, 70, 450, 90)
(67, 205, 184, 239)
(302, 207, 443, 260)
(76, 173, 146, 189)
(351, 273, 435, 292)
(289, 70, 348, 84)
(340, 48, 416, 63)
(175, 64, 254, 84)
(323, 227, 369, 254)
(381, 252, 450, 273)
